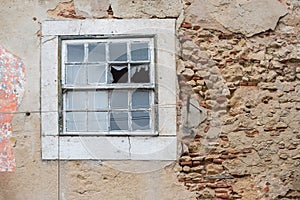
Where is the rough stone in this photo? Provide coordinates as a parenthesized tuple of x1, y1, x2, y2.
(182, 68, 194, 79)
(73, 0, 109, 18)
(110, 0, 183, 18)
(206, 164, 224, 175)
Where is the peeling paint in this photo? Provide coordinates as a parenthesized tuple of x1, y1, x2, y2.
(0, 46, 25, 172)
(47, 0, 85, 19)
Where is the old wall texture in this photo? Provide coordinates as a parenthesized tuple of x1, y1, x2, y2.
(0, 0, 299, 200)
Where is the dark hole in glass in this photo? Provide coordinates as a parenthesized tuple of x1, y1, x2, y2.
(110, 65, 128, 83)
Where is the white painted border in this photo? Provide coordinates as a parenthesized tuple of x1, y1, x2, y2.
(41, 19, 177, 160)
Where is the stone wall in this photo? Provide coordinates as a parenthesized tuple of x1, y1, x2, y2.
(0, 0, 299, 199)
(175, 0, 300, 199)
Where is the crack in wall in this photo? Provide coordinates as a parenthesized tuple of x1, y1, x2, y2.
(128, 136, 132, 158)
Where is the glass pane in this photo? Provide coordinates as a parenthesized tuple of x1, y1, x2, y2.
(66, 112, 87, 132)
(110, 112, 128, 131)
(66, 91, 86, 110)
(87, 65, 106, 84)
(87, 91, 107, 110)
(132, 111, 150, 130)
(67, 44, 84, 62)
(88, 43, 106, 62)
(109, 65, 128, 83)
(109, 43, 127, 61)
(132, 91, 150, 109)
(130, 64, 150, 83)
(87, 112, 108, 131)
(110, 90, 128, 109)
(131, 42, 149, 61)
(66, 65, 86, 85)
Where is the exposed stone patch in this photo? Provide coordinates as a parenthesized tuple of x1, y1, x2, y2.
(110, 0, 183, 18)
(47, 0, 85, 19)
(73, 0, 109, 18)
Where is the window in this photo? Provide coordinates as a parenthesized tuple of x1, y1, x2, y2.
(41, 19, 177, 160)
(61, 37, 155, 135)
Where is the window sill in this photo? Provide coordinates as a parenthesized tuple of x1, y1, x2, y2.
(42, 135, 177, 160)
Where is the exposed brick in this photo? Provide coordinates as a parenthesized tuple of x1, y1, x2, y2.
(229, 150, 240, 154)
(180, 161, 193, 166)
(213, 158, 224, 164)
(181, 23, 192, 28)
(220, 154, 229, 159)
(193, 25, 201, 30)
(216, 193, 230, 199)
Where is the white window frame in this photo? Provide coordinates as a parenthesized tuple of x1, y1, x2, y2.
(41, 19, 177, 160)
(61, 37, 156, 136)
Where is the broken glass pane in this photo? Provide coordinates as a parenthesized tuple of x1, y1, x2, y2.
(66, 65, 86, 85)
(110, 90, 128, 109)
(132, 111, 150, 130)
(132, 90, 150, 109)
(109, 43, 127, 61)
(88, 43, 106, 62)
(67, 44, 84, 62)
(131, 42, 149, 61)
(66, 91, 86, 110)
(66, 112, 87, 132)
(87, 65, 106, 84)
(87, 91, 107, 110)
(109, 65, 128, 83)
(130, 64, 150, 83)
(87, 112, 108, 131)
(110, 112, 128, 131)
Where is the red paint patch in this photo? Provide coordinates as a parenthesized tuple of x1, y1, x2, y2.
(0, 46, 25, 172)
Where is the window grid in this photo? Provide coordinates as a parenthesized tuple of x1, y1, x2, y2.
(61, 37, 155, 136)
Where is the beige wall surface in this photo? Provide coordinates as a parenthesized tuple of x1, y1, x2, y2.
(0, 0, 299, 200)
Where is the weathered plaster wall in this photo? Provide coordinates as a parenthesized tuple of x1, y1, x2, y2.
(0, 0, 299, 200)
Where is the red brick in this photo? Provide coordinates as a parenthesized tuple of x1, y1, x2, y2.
(198, 183, 205, 189)
(240, 81, 248, 86)
(204, 125, 210, 133)
(247, 82, 258, 86)
(216, 193, 230, 199)
(215, 188, 229, 193)
(178, 178, 185, 182)
(193, 25, 201, 30)
(189, 152, 200, 157)
(242, 148, 252, 154)
(213, 158, 224, 164)
(181, 23, 192, 28)
(288, 144, 296, 150)
(290, 87, 295, 91)
(208, 183, 230, 188)
(228, 154, 237, 159)
(220, 154, 229, 159)
(230, 150, 240, 154)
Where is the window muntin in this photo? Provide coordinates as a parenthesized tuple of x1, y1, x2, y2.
(61, 37, 155, 136)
